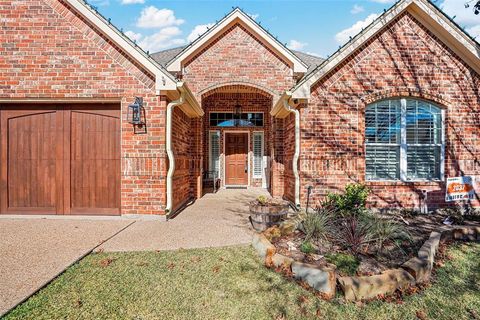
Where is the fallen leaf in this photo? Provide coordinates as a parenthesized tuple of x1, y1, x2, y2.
(416, 310, 428, 320)
(212, 266, 221, 273)
(99, 258, 114, 267)
(468, 308, 479, 319)
(297, 295, 309, 305)
(167, 262, 175, 270)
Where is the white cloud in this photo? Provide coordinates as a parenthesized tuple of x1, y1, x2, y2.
(440, 0, 480, 37)
(248, 13, 259, 20)
(138, 27, 186, 52)
(287, 39, 307, 50)
(187, 23, 214, 42)
(369, 0, 394, 3)
(125, 30, 143, 42)
(351, 4, 365, 14)
(136, 6, 185, 29)
(120, 0, 144, 4)
(335, 13, 379, 44)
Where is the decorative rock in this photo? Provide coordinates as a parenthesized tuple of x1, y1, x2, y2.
(286, 241, 296, 251)
(402, 257, 432, 283)
(453, 227, 476, 241)
(271, 253, 294, 268)
(338, 269, 415, 301)
(252, 233, 276, 261)
(291, 262, 336, 299)
(417, 231, 441, 264)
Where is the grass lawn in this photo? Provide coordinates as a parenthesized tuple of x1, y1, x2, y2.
(5, 243, 480, 320)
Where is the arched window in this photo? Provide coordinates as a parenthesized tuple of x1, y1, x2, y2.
(365, 98, 444, 181)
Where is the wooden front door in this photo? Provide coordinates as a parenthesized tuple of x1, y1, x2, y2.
(225, 133, 248, 186)
(0, 104, 120, 215)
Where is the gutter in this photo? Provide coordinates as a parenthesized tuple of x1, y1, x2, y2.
(165, 86, 186, 217)
(283, 94, 301, 208)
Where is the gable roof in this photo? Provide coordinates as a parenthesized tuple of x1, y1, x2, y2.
(151, 46, 324, 74)
(291, 0, 480, 99)
(65, 0, 177, 92)
(165, 8, 308, 73)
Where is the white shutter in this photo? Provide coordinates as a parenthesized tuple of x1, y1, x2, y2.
(209, 131, 220, 173)
(366, 145, 400, 180)
(253, 132, 264, 178)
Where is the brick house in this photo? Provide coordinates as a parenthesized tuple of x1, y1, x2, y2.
(1, 0, 479, 216)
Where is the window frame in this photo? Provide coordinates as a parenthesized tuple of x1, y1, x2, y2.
(365, 98, 445, 182)
(208, 111, 264, 127)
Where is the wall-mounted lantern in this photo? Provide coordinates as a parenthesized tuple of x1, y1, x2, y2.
(127, 97, 146, 126)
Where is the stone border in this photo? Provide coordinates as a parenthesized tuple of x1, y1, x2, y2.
(252, 225, 480, 301)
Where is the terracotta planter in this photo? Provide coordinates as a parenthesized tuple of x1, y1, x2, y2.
(249, 200, 290, 231)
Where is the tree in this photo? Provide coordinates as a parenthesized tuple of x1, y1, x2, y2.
(465, 0, 480, 15)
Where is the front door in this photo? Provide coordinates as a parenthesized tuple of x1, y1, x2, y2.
(225, 133, 248, 186)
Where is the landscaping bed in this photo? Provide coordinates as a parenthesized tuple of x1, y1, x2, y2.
(253, 184, 480, 301)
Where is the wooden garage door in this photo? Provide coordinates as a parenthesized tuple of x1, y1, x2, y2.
(0, 104, 120, 215)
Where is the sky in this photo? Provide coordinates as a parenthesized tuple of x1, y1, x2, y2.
(85, 0, 480, 58)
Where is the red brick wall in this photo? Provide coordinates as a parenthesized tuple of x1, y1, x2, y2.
(171, 107, 195, 211)
(178, 22, 297, 198)
(284, 112, 298, 203)
(0, 0, 168, 214)
(181, 23, 294, 98)
(202, 92, 271, 188)
(303, 12, 480, 210)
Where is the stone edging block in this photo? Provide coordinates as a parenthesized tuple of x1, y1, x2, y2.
(252, 225, 479, 301)
(338, 269, 414, 301)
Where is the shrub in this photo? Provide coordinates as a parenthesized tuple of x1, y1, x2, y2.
(325, 253, 360, 276)
(300, 241, 315, 254)
(363, 214, 412, 253)
(324, 183, 369, 217)
(256, 195, 268, 206)
(299, 208, 333, 241)
(333, 216, 375, 254)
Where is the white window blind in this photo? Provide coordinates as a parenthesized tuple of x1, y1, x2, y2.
(209, 131, 220, 174)
(253, 132, 264, 178)
(365, 98, 444, 181)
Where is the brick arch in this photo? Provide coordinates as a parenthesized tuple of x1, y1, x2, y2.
(362, 88, 451, 109)
(199, 81, 277, 99)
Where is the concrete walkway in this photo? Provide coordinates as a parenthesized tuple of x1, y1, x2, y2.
(98, 188, 269, 252)
(0, 218, 132, 316)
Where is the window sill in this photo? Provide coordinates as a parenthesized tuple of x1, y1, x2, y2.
(365, 180, 444, 187)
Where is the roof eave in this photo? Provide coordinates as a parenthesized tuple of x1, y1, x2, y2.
(166, 8, 308, 74)
(291, 0, 480, 98)
(66, 0, 177, 93)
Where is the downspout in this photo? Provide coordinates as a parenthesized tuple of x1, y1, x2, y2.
(283, 97, 301, 208)
(166, 87, 185, 217)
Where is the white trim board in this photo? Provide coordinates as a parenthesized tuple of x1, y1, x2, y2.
(166, 8, 307, 74)
(292, 0, 480, 99)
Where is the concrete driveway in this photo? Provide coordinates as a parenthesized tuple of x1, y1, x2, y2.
(0, 218, 132, 316)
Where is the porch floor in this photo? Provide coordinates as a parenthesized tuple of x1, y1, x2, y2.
(98, 188, 271, 252)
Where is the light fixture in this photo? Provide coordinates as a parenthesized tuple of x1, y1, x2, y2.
(127, 97, 146, 126)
